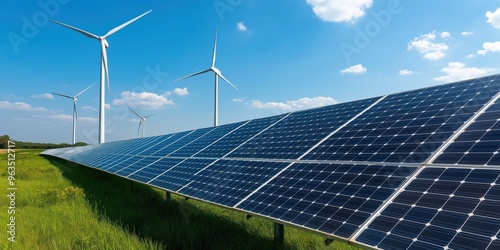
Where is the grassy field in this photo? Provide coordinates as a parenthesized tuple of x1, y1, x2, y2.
(0, 150, 360, 249)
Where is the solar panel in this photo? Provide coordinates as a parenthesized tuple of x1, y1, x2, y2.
(168, 121, 247, 157)
(179, 160, 290, 206)
(355, 166, 500, 250)
(194, 114, 288, 158)
(304, 76, 500, 163)
(237, 163, 417, 238)
(434, 96, 500, 166)
(148, 158, 217, 191)
(127, 157, 184, 183)
(41, 74, 500, 250)
(228, 97, 380, 160)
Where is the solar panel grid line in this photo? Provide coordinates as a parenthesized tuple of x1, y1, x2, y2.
(427, 77, 500, 165)
(221, 112, 293, 158)
(166, 120, 250, 158)
(145, 130, 198, 157)
(303, 76, 500, 164)
(355, 166, 500, 249)
(232, 161, 295, 208)
(296, 95, 388, 161)
(174, 158, 221, 192)
(232, 96, 387, 208)
(124, 134, 174, 156)
(351, 164, 429, 242)
(143, 158, 216, 185)
(150, 127, 217, 157)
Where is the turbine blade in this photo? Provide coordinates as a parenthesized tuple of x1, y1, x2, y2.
(212, 26, 218, 68)
(175, 69, 211, 82)
(128, 107, 142, 118)
(101, 41, 110, 92)
(103, 10, 152, 38)
(50, 20, 99, 39)
(52, 92, 74, 99)
(138, 121, 142, 135)
(74, 100, 78, 121)
(143, 114, 156, 118)
(75, 83, 94, 97)
(216, 72, 238, 90)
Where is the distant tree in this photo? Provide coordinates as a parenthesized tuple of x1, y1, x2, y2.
(0, 135, 10, 149)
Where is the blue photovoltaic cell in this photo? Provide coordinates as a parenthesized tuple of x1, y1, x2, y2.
(228, 98, 380, 160)
(148, 158, 216, 191)
(148, 128, 215, 157)
(238, 163, 417, 238)
(127, 157, 184, 183)
(169, 121, 246, 157)
(194, 114, 287, 158)
(435, 99, 500, 166)
(123, 135, 168, 156)
(114, 156, 161, 176)
(304, 75, 500, 163)
(356, 167, 500, 250)
(180, 160, 289, 207)
(139, 130, 195, 157)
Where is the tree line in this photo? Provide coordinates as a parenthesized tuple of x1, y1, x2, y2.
(0, 135, 87, 149)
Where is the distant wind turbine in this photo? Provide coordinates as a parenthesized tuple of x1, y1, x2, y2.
(175, 27, 238, 127)
(52, 84, 94, 145)
(128, 107, 155, 138)
(51, 10, 152, 143)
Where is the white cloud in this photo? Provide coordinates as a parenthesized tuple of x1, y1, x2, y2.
(31, 93, 54, 99)
(79, 117, 98, 123)
(105, 103, 111, 110)
(173, 87, 189, 96)
(408, 31, 449, 60)
(434, 62, 495, 82)
(250, 96, 338, 112)
(236, 22, 247, 32)
(82, 105, 97, 111)
(0, 101, 48, 112)
(232, 98, 245, 102)
(113, 91, 174, 109)
(50, 114, 97, 123)
(399, 69, 413, 76)
(467, 54, 476, 59)
(50, 114, 72, 122)
(477, 41, 500, 55)
(440, 32, 451, 39)
(306, 0, 373, 23)
(486, 8, 500, 29)
(340, 64, 367, 74)
(461, 31, 474, 36)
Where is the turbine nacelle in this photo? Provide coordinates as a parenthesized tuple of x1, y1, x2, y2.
(211, 67, 221, 76)
(100, 38, 109, 48)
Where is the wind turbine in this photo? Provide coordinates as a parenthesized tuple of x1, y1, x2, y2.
(175, 27, 238, 127)
(128, 107, 155, 138)
(51, 10, 152, 143)
(52, 84, 94, 145)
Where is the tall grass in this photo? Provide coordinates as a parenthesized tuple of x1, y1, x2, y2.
(0, 150, 360, 249)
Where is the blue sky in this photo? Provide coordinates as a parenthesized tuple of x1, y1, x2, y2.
(2, 0, 500, 144)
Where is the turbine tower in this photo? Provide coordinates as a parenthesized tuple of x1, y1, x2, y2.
(175, 27, 238, 127)
(51, 10, 152, 143)
(128, 107, 155, 138)
(52, 84, 94, 145)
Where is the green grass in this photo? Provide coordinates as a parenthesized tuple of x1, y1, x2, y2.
(0, 150, 361, 249)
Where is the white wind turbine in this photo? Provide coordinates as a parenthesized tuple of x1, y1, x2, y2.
(52, 84, 94, 145)
(128, 107, 155, 138)
(51, 10, 152, 143)
(175, 27, 238, 127)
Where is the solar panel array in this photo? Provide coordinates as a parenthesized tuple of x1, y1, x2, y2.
(42, 74, 500, 249)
